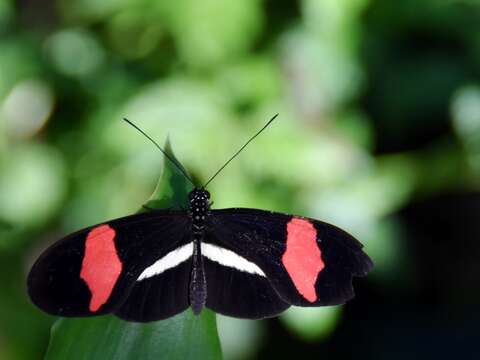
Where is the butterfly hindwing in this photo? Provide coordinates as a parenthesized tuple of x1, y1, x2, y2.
(201, 240, 290, 319)
(115, 259, 193, 322)
(207, 208, 373, 307)
(27, 211, 191, 318)
(115, 243, 193, 322)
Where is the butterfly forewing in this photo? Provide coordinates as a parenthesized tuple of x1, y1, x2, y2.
(27, 211, 191, 317)
(207, 208, 373, 307)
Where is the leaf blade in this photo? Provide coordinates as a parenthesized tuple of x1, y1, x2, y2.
(46, 310, 221, 360)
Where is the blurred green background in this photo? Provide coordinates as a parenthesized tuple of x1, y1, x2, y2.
(1, 0, 480, 359)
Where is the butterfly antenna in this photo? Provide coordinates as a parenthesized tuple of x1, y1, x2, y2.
(123, 118, 195, 187)
(203, 113, 279, 188)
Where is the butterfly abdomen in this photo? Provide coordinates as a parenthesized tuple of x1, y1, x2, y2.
(190, 240, 207, 314)
(188, 189, 211, 314)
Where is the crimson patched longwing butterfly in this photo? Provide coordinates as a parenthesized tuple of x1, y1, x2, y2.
(27, 115, 373, 322)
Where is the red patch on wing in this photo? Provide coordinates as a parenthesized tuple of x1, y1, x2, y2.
(282, 218, 324, 302)
(80, 224, 122, 312)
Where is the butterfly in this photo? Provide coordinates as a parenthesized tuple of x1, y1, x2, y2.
(27, 115, 373, 322)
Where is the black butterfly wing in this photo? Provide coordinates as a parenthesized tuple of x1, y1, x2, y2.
(201, 234, 290, 319)
(114, 244, 193, 322)
(27, 211, 191, 319)
(206, 208, 373, 310)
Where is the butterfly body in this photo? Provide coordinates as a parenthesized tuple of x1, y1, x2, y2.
(188, 189, 211, 315)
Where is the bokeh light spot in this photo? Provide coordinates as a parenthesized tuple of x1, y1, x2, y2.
(2, 79, 54, 139)
(281, 306, 341, 341)
(217, 315, 264, 360)
(451, 85, 480, 138)
(0, 143, 66, 227)
(44, 28, 105, 77)
(451, 85, 480, 173)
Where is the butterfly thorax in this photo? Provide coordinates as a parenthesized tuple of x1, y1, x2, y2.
(188, 188, 210, 314)
(189, 189, 210, 233)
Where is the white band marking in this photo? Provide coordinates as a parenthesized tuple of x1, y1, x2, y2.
(201, 243, 266, 276)
(137, 242, 193, 281)
(136, 242, 266, 281)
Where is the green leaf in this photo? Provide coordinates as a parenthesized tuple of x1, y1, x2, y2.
(46, 310, 221, 360)
(45, 141, 222, 360)
(144, 138, 196, 210)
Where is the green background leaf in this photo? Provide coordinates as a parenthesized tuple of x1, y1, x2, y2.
(45, 142, 222, 360)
